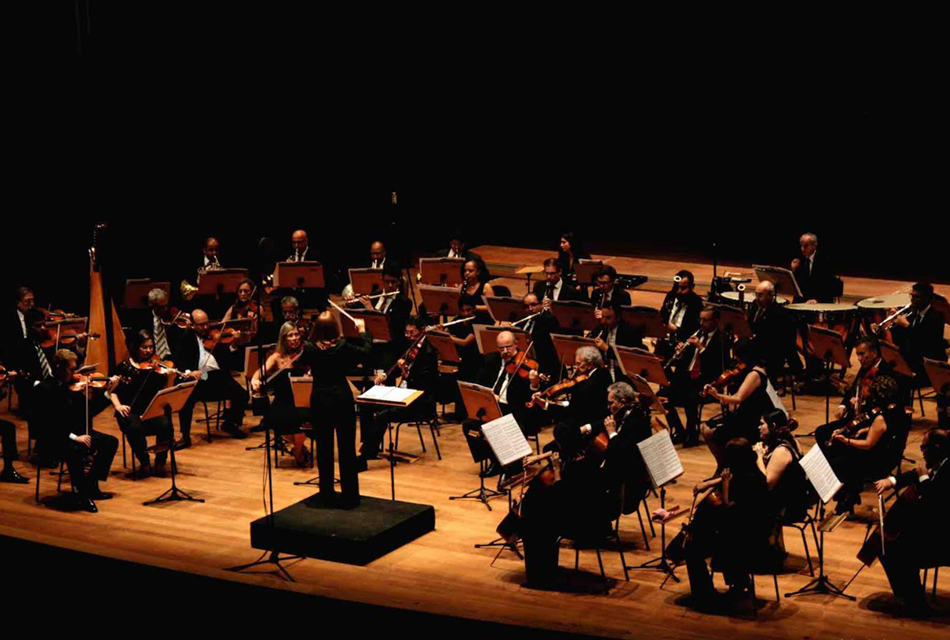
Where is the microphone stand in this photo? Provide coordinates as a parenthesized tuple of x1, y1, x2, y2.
(226, 260, 303, 581)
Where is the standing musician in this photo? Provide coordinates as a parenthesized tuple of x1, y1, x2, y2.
(662, 307, 726, 447)
(298, 312, 371, 508)
(556, 231, 591, 286)
(459, 257, 496, 325)
(790, 232, 839, 304)
(814, 336, 893, 447)
(519, 382, 651, 589)
(657, 270, 703, 358)
(250, 322, 312, 467)
(107, 330, 174, 478)
(520, 293, 560, 380)
(871, 428, 950, 615)
(884, 282, 948, 385)
(748, 280, 800, 383)
(532, 258, 586, 304)
(589, 305, 644, 382)
(288, 229, 311, 262)
(172, 309, 250, 448)
(682, 437, 770, 610)
(590, 265, 631, 309)
(701, 338, 787, 467)
(822, 375, 909, 514)
(357, 318, 439, 470)
(33, 350, 120, 513)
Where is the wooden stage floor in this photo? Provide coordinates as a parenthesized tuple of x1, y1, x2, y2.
(2, 247, 948, 639)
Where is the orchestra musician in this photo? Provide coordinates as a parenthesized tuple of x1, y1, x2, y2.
(359, 263, 412, 370)
(822, 375, 909, 514)
(884, 282, 949, 385)
(813, 336, 893, 447)
(556, 231, 591, 286)
(250, 322, 312, 467)
(748, 280, 801, 383)
(872, 428, 949, 615)
(172, 309, 250, 448)
(589, 265, 631, 309)
(368, 240, 387, 269)
(519, 382, 651, 589)
(107, 330, 174, 478)
(33, 349, 120, 513)
(1, 286, 34, 358)
(790, 233, 839, 304)
(288, 229, 311, 262)
(532, 258, 586, 304)
(3, 290, 40, 438)
(520, 293, 560, 380)
(145, 287, 181, 360)
(199, 236, 221, 273)
(357, 318, 439, 470)
(589, 305, 645, 383)
(298, 312, 371, 508)
(683, 437, 770, 610)
(701, 338, 788, 467)
(754, 409, 811, 523)
(459, 257, 496, 325)
(662, 306, 726, 448)
(0, 416, 28, 483)
(13, 309, 57, 464)
(462, 331, 545, 475)
(546, 346, 612, 460)
(443, 300, 482, 383)
(657, 270, 703, 358)
(437, 232, 480, 262)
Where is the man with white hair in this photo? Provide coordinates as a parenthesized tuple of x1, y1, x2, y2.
(545, 346, 612, 458)
(790, 232, 839, 303)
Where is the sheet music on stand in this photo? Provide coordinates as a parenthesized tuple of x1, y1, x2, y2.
(358, 385, 423, 407)
(637, 430, 683, 488)
(799, 444, 844, 506)
(481, 414, 533, 467)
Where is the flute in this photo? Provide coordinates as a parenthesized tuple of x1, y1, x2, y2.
(512, 310, 544, 326)
(426, 316, 475, 331)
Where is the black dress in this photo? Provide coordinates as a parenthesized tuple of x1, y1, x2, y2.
(113, 361, 174, 468)
(264, 358, 312, 436)
(714, 368, 781, 447)
(299, 334, 372, 504)
(459, 282, 494, 325)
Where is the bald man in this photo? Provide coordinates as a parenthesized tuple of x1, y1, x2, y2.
(289, 230, 309, 262)
(171, 309, 249, 447)
(748, 281, 800, 383)
(369, 240, 387, 269)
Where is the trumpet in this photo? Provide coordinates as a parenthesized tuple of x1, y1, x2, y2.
(874, 303, 913, 335)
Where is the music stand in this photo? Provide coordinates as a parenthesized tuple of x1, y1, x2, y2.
(348, 268, 384, 296)
(474, 325, 528, 355)
(484, 296, 528, 324)
(614, 346, 670, 387)
(924, 358, 950, 395)
(625, 373, 668, 414)
(753, 264, 802, 301)
(356, 387, 423, 500)
(550, 333, 598, 372)
(619, 306, 668, 340)
(272, 262, 325, 289)
(709, 303, 751, 339)
(123, 279, 170, 309)
(141, 381, 202, 506)
(339, 309, 391, 343)
(418, 284, 462, 318)
(243, 343, 276, 386)
(549, 300, 596, 333)
(807, 325, 850, 424)
(879, 340, 914, 377)
(197, 268, 248, 296)
(451, 382, 506, 510)
(574, 259, 604, 287)
(426, 330, 460, 364)
(419, 257, 465, 286)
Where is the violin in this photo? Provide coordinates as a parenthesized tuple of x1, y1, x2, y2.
(68, 373, 130, 393)
(160, 307, 192, 329)
(525, 372, 589, 410)
(702, 362, 748, 397)
(827, 407, 883, 447)
(130, 356, 179, 375)
(38, 325, 100, 350)
(505, 354, 541, 380)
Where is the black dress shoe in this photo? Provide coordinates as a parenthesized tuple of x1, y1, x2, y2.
(338, 496, 361, 510)
(356, 457, 369, 473)
(152, 464, 167, 478)
(223, 425, 248, 439)
(89, 490, 114, 501)
(79, 498, 98, 513)
(0, 468, 30, 484)
(173, 437, 192, 451)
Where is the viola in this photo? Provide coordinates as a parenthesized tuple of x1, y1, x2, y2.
(702, 362, 748, 397)
(525, 372, 589, 410)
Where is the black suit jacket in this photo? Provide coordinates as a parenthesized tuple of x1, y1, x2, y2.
(565, 367, 611, 428)
(1, 308, 29, 364)
(890, 461, 950, 565)
(748, 303, 796, 376)
(384, 342, 439, 408)
(590, 287, 632, 310)
(891, 306, 948, 373)
(477, 352, 533, 413)
(532, 278, 587, 303)
(603, 406, 654, 514)
(525, 312, 561, 378)
(674, 328, 727, 386)
(792, 252, 838, 303)
(660, 291, 704, 342)
(33, 378, 112, 453)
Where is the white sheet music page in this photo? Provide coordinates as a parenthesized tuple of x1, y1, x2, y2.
(481, 414, 533, 466)
(358, 385, 418, 405)
(637, 430, 684, 488)
(799, 444, 844, 504)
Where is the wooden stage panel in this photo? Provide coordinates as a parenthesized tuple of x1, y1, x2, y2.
(3, 245, 949, 640)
